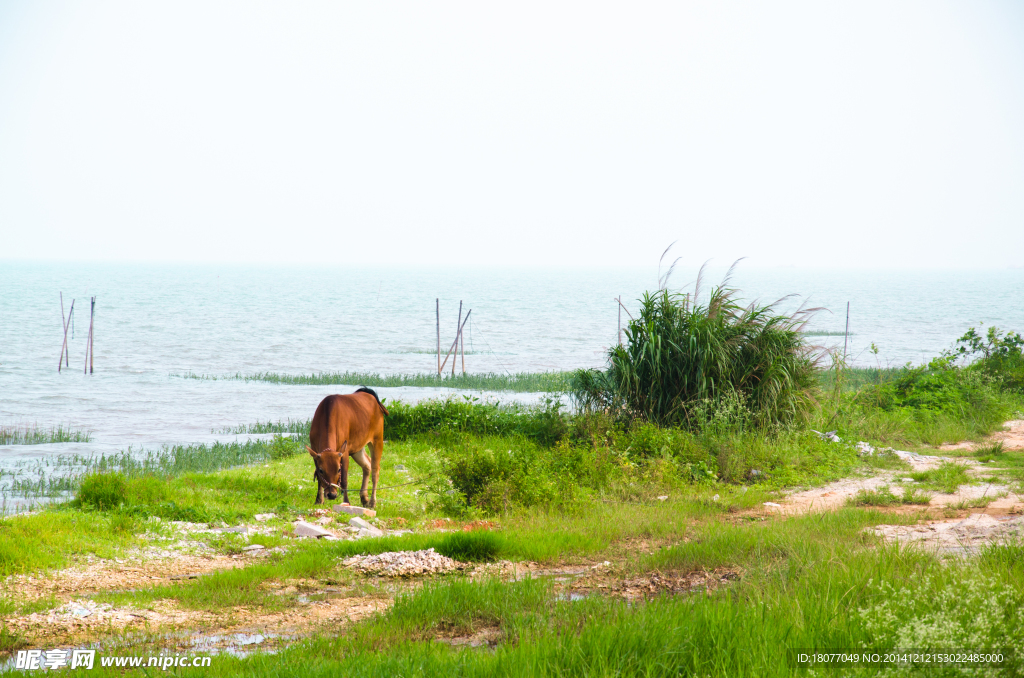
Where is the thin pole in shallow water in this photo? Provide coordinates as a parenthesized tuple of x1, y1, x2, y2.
(436, 298, 441, 375)
(84, 296, 95, 375)
(453, 301, 462, 377)
(843, 301, 850, 365)
(618, 295, 622, 346)
(59, 294, 74, 371)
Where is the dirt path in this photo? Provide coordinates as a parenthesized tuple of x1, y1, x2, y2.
(767, 420, 1024, 554)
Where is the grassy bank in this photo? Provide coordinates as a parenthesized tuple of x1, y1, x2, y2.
(180, 371, 573, 393)
(3, 323, 1024, 675)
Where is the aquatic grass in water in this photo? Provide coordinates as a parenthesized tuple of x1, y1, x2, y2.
(0, 424, 92, 445)
(180, 370, 572, 393)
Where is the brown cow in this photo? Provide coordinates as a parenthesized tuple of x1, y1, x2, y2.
(306, 387, 388, 507)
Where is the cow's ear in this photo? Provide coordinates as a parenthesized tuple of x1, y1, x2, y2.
(339, 441, 348, 454)
(306, 445, 320, 459)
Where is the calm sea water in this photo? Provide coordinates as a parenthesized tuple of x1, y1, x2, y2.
(1, 262, 1022, 481)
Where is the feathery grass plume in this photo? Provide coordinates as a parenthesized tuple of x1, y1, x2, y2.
(573, 260, 822, 428)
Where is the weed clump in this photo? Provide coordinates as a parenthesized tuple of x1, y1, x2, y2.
(849, 485, 930, 507)
(76, 472, 129, 510)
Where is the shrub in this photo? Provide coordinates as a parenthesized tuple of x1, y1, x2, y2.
(76, 472, 129, 510)
(572, 267, 820, 429)
(384, 397, 568, 446)
(949, 325, 1024, 393)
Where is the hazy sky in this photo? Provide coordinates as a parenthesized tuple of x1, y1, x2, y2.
(1, 1, 1022, 267)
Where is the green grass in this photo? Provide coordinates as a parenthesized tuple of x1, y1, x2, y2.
(847, 485, 931, 507)
(75, 509, 1024, 677)
(910, 462, 973, 494)
(180, 371, 572, 392)
(0, 510, 141, 576)
(0, 423, 91, 445)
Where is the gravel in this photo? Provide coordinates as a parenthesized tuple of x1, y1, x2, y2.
(342, 548, 464, 577)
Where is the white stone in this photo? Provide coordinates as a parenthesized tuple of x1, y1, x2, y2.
(656, 495, 668, 501)
(293, 521, 335, 538)
(763, 502, 782, 508)
(254, 513, 276, 522)
(242, 544, 265, 552)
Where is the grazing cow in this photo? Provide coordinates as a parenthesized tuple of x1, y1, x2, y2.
(306, 387, 388, 507)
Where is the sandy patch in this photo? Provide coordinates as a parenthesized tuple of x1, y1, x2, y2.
(869, 513, 1024, 555)
(4, 594, 392, 648)
(939, 419, 1024, 452)
(1, 555, 246, 602)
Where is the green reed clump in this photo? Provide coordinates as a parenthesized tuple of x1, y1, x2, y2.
(76, 472, 129, 510)
(0, 424, 92, 445)
(182, 371, 572, 393)
(572, 267, 820, 429)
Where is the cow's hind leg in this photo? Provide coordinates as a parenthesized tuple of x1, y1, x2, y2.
(351, 447, 372, 507)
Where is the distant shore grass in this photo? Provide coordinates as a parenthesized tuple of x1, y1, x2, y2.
(0, 424, 92, 446)
(179, 370, 572, 393)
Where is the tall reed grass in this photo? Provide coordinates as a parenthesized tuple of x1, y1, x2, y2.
(573, 266, 821, 428)
(0, 424, 91, 445)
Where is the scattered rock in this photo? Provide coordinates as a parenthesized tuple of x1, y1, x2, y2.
(656, 496, 668, 502)
(293, 521, 335, 539)
(213, 526, 248, 535)
(749, 469, 764, 480)
(763, 502, 782, 508)
(315, 517, 333, 526)
(334, 505, 377, 518)
(856, 441, 875, 456)
(812, 430, 842, 443)
(241, 544, 265, 553)
(342, 548, 463, 577)
(901, 477, 916, 483)
(254, 513, 276, 522)
(349, 517, 374, 530)
(712, 494, 720, 502)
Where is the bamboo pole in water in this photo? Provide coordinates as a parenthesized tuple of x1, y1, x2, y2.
(59, 295, 74, 371)
(84, 296, 95, 375)
(436, 298, 440, 375)
(617, 295, 622, 346)
(460, 318, 466, 375)
(438, 310, 471, 373)
(452, 301, 462, 376)
(843, 301, 850, 365)
(89, 297, 95, 374)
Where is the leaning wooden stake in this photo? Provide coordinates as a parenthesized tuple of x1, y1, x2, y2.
(59, 294, 74, 371)
(436, 298, 441, 375)
(452, 301, 463, 376)
(438, 310, 471, 373)
(460, 317, 466, 375)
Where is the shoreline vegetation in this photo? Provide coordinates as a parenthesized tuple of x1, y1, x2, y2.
(3, 279, 1023, 676)
(177, 370, 573, 393)
(0, 424, 92, 446)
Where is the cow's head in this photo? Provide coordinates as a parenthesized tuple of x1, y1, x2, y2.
(307, 442, 346, 502)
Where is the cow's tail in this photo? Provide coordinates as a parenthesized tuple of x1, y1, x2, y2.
(355, 386, 389, 416)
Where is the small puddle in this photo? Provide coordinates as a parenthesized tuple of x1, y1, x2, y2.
(187, 632, 291, 657)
